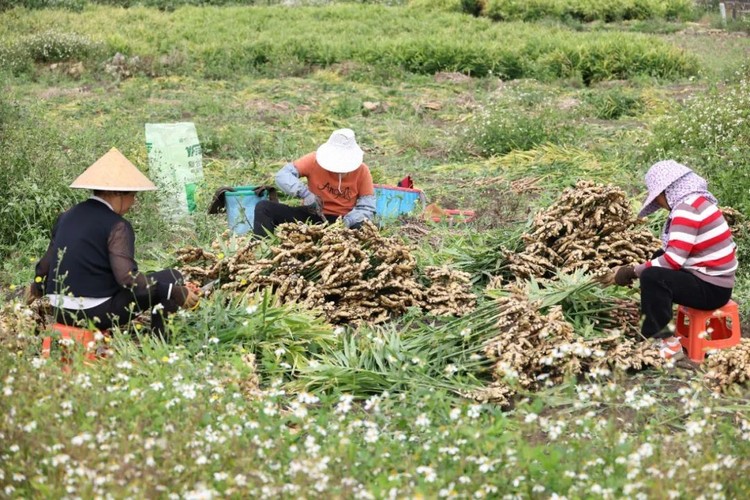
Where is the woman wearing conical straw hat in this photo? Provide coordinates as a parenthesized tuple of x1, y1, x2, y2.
(27, 148, 200, 335)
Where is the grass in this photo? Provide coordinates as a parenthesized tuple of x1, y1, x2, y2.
(3, 344, 750, 497)
(0, 5, 699, 81)
(483, 0, 698, 23)
(668, 20, 750, 80)
(1, 2, 750, 497)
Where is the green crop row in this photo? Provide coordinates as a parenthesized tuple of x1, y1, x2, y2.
(483, 0, 698, 22)
(0, 5, 698, 82)
(2, 0, 700, 23)
(411, 0, 699, 22)
(1, 0, 369, 12)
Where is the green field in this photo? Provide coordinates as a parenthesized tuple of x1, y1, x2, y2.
(2, 1, 750, 497)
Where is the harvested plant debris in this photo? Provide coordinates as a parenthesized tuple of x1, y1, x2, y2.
(0, 301, 41, 352)
(471, 285, 662, 405)
(176, 221, 476, 324)
(507, 181, 661, 280)
(704, 339, 750, 393)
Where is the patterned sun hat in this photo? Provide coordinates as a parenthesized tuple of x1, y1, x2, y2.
(638, 160, 692, 218)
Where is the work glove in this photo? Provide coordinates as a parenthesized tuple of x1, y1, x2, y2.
(342, 213, 365, 230)
(593, 270, 615, 287)
(614, 265, 637, 287)
(253, 185, 279, 202)
(180, 286, 201, 310)
(300, 189, 324, 217)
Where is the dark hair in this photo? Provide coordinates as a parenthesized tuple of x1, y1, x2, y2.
(93, 190, 136, 197)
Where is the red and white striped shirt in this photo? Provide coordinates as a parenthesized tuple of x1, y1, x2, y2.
(634, 195, 737, 288)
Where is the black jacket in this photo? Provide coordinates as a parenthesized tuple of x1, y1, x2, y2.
(36, 199, 138, 298)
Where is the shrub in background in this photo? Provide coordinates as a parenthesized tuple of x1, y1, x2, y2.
(661, 0, 699, 20)
(0, 0, 698, 19)
(0, 0, 406, 9)
(537, 34, 698, 85)
(460, 0, 486, 16)
(0, 0, 86, 10)
(648, 79, 750, 215)
(0, 97, 169, 260)
(408, 0, 462, 12)
(463, 101, 579, 157)
(584, 87, 644, 119)
(21, 30, 101, 63)
(0, 5, 698, 82)
(0, 0, 231, 9)
(0, 99, 79, 257)
(484, 0, 697, 22)
(0, 30, 101, 75)
(722, 17, 750, 34)
(0, 44, 33, 76)
(484, 0, 562, 21)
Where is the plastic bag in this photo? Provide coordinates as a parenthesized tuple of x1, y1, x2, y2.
(145, 122, 204, 220)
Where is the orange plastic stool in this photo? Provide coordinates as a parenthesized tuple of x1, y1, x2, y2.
(429, 209, 476, 224)
(676, 300, 742, 362)
(41, 323, 102, 364)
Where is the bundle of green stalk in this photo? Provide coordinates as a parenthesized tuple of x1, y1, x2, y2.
(471, 281, 662, 405)
(176, 221, 476, 324)
(167, 288, 338, 382)
(508, 181, 661, 280)
(294, 272, 659, 402)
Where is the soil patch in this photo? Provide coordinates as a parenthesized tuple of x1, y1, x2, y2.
(661, 83, 709, 104)
(38, 86, 92, 100)
(434, 71, 472, 84)
(244, 99, 312, 123)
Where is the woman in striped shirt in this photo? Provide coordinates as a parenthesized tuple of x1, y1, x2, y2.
(614, 160, 737, 359)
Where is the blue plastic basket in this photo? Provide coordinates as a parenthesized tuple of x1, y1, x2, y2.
(374, 184, 425, 220)
(225, 186, 267, 235)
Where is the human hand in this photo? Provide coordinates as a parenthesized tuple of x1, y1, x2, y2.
(342, 215, 365, 230)
(181, 287, 201, 310)
(301, 192, 324, 216)
(614, 266, 637, 287)
(593, 270, 615, 286)
(24, 284, 41, 305)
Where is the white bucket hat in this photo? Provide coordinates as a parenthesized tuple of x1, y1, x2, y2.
(638, 160, 692, 218)
(70, 147, 157, 191)
(315, 128, 364, 174)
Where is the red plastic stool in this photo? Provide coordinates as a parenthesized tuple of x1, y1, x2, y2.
(41, 323, 106, 365)
(676, 300, 742, 362)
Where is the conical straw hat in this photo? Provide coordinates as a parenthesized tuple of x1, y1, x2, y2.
(70, 147, 157, 191)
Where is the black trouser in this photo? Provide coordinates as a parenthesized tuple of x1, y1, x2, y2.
(53, 269, 184, 336)
(639, 266, 732, 338)
(253, 200, 338, 236)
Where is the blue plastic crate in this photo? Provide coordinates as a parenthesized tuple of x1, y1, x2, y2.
(374, 184, 425, 220)
(225, 186, 267, 235)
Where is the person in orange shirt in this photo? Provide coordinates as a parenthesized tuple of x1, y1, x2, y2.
(253, 128, 376, 236)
